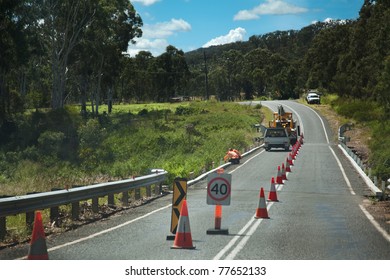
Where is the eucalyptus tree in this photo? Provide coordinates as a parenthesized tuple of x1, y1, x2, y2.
(0, 0, 40, 120)
(153, 45, 190, 101)
(38, 0, 142, 111)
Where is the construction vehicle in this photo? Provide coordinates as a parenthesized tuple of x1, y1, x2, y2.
(268, 105, 300, 145)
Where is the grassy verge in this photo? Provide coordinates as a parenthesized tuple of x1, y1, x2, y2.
(0, 101, 263, 195)
(0, 100, 264, 245)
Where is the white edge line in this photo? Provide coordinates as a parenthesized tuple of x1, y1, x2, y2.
(359, 204, 390, 243)
(328, 147, 356, 195)
(306, 103, 388, 243)
(16, 204, 172, 259)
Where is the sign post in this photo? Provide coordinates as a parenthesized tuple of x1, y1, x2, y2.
(206, 168, 231, 235)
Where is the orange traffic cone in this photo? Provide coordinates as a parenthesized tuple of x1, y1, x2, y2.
(285, 157, 292, 172)
(268, 177, 278, 202)
(288, 153, 294, 166)
(28, 211, 49, 260)
(171, 200, 195, 249)
(281, 163, 287, 181)
(276, 165, 283, 184)
(255, 187, 269, 219)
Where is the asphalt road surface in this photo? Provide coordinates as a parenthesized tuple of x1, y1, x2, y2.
(1, 100, 389, 260)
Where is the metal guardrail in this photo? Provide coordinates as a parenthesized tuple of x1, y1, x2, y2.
(338, 124, 384, 197)
(0, 170, 167, 240)
(0, 140, 264, 241)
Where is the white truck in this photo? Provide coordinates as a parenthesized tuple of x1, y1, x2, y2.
(264, 127, 290, 151)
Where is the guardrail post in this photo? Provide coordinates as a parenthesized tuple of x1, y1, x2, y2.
(122, 191, 129, 207)
(92, 197, 99, 212)
(135, 188, 141, 200)
(146, 186, 152, 197)
(72, 202, 79, 220)
(155, 183, 161, 195)
(0, 217, 6, 240)
(108, 194, 115, 207)
(50, 188, 62, 222)
(381, 180, 386, 201)
(26, 192, 39, 230)
(26, 211, 35, 230)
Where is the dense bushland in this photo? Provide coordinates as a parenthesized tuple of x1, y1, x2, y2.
(0, 101, 262, 196)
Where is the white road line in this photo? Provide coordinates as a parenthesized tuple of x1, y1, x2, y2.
(359, 204, 390, 242)
(328, 146, 356, 195)
(305, 104, 355, 195)
(228, 149, 266, 174)
(214, 185, 282, 260)
(306, 104, 389, 242)
(17, 204, 172, 259)
(304, 104, 330, 144)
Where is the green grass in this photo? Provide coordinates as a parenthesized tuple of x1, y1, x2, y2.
(321, 94, 389, 180)
(0, 101, 262, 196)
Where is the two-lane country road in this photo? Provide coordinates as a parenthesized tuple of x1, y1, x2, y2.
(1, 100, 389, 260)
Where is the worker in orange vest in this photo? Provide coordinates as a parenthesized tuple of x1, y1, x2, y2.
(224, 148, 241, 164)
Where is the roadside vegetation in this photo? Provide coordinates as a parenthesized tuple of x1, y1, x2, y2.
(0, 101, 263, 196)
(307, 93, 390, 181)
(323, 95, 389, 180)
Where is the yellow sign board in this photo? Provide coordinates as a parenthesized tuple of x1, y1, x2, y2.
(170, 178, 188, 234)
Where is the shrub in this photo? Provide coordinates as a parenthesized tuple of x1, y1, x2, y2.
(38, 131, 65, 158)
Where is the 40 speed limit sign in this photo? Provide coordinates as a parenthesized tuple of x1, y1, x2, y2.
(207, 172, 231, 205)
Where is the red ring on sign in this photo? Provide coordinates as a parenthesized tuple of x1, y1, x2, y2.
(207, 177, 231, 201)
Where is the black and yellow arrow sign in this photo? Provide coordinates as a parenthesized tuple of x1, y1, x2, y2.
(170, 178, 188, 234)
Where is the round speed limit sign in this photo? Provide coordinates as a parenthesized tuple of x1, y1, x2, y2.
(207, 172, 231, 205)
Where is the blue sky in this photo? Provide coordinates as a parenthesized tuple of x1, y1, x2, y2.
(127, 0, 364, 56)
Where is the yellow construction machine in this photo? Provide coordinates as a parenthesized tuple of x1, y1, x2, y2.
(268, 105, 300, 145)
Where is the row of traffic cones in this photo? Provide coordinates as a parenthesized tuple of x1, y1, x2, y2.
(170, 133, 305, 249)
(254, 133, 304, 219)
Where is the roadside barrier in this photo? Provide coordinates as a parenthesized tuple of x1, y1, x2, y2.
(0, 170, 167, 241)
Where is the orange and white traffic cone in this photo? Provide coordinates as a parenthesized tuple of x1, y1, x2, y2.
(268, 177, 278, 202)
(281, 163, 287, 181)
(171, 200, 195, 249)
(276, 165, 283, 184)
(285, 157, 292, 172)
(288, 152, 294, 166)
(27, 211, 49, 260)
(255, 187, 269, 219)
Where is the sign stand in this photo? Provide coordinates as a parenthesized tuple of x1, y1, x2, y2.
(206, 168, 230, 235)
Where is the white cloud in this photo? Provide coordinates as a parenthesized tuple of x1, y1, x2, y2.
(143, 18, 191, 38)
(131, 0, 161, 6)
(234, 0, 308, 21)
(203, 27, 247, 48)
(127, 18, 191, 56)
